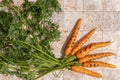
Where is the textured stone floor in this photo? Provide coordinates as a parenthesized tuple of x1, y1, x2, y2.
(1, 0, 120, 80)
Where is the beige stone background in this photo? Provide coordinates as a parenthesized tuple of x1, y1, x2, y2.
(1, 0, 120, 80)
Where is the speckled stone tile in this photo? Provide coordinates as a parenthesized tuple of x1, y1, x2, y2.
(102, 31, 120, 50)
(64, 12, 83, 31)
(103, 0, 120, 11)
(102, 69, 120, 80)
(51, 31, 70, 58)
(56, 0, 64, 11)
(63, 69, 83, 80)
(102, 12, 114, 31)
(52, 12, 65, 32)
(116, 50, 120, 56)
(64, 0, 83, 11)
(113, 12, 120, 31)
(83, 0, 102, 11)
(42, 71, 63, 80)
(0, 75, 22, 80)
(113, 56, 120, 69)
(82, 68, 102, 80)
(82, 12, 103, 31)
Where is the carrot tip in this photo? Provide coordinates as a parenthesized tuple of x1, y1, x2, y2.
(93, 27, 97, 30)
(110, 41, 114, 43)
(98, 74, 102, 78)
(104, 41, 112, 45)
(90, 28, 96, 33)
(78, 18, 82, 21)
(112, 65, 117, 68)
(107, 41, 113, 43)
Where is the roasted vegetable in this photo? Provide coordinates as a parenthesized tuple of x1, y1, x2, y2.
(76, 41, 112, 58)
(79, 52, 115, 63)
(71, 28, 96, 55)
(71, 66, 102, 78)
(83, 61, 116, 68)
(64, 19, 82, 56)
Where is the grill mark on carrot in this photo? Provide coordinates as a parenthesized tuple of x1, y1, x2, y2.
(83, 61, 116, 68)
(76, 41, 112, 58)
(90, 64, 92, 67)
(78, 52, 115, 63)
(71, 28, 96, 55)
(64, 19, 82, 56)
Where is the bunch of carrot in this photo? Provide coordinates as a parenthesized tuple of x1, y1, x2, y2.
(64, 19, 116, 78)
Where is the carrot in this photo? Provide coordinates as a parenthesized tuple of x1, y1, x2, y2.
(71, 66, 102, 78)
(64, 19, 82, 56)
(79, 52, 115, 63)
(76, 41, 112, 58)
(71, 28, 96, 55)
(83, 61, 116, 68)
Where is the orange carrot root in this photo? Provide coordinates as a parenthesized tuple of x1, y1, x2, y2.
(83, 61, 116, 68)
(71, 28, 96, 55)
(79, 52, 115, 63)
(76, 41, 112, 58)
(71, 66, 102, 78)
(64, 19, 82, 56)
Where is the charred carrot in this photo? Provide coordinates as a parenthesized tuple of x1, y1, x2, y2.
(64, 19, 82, 56)
(83, 61, 116, 68)
(71, 66, 102, 78)
(79, 52, 115, 63)
(71, 28, 96, 55)
(76, 41, 112, 58)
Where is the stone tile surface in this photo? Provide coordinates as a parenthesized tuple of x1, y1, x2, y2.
(42, 71, 63, 80)
(0, 75, 23, 80)
(83, 0, 102, 11)
(64, 12, 83, 31)
(102, 12, 114, 31)
(52, 12, 65, 31)
(82, 12, 103, 31)
(51, 31, 70, 58)
(103, 0, 120, 11)
(58, 0, 64, 11)
(113, 12, 120, 31)
(102, 69, 120, 80)
(103, 31, 120, 50)
(64, 0, 83, 11)
(63, 70, 83, 80)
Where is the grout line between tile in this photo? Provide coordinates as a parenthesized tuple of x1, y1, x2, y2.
(83, 0, 84, 12)
(102, 0, 103, 11)
(62, 11, 120, 12)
